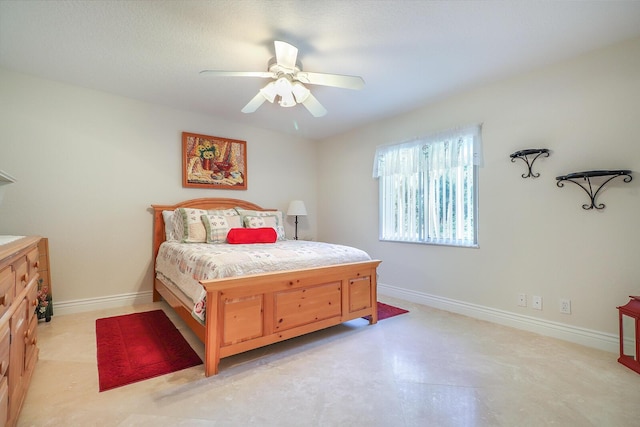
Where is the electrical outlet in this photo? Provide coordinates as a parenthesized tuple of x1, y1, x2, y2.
(532, 295, 542, 310)
(518, 293, 527, 307)
(560, 298, 571, 314)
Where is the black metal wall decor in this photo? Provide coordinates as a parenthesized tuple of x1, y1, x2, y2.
(510, 149, 550, 178)
(555, 170, 632, 210)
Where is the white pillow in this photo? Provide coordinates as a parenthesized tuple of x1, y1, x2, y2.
(235, 208, 286, 240)
(172, 207, 241, 243)
(162, 210, 176, 241)
(172, 208, 208, 243)
(243, 214, 278, 230)
(201, 214, 242, 243)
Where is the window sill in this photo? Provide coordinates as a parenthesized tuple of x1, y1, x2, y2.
(379, 238, 479, 249)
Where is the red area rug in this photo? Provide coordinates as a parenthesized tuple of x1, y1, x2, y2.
(96, 310, 202, 392)
(363, 302, 409, 321)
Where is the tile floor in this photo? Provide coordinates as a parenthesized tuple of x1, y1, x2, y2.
(18, 296, 640, 426)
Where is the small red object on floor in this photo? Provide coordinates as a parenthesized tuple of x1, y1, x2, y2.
(617, 296, 640, 374)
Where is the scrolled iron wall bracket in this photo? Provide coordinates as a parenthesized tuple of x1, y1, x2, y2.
(510, 148, 550, 178)
(555, 170, 632, 210)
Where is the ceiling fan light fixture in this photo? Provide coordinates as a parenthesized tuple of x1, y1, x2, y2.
(202, 41, 363, 116)
(259, 82, 277, 103)
(274, 76, 292, 94)
(291, 82, 310, 103)
(279, 90, 296, 108)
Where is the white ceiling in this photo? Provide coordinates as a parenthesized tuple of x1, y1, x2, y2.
(2, 1, 640, 141)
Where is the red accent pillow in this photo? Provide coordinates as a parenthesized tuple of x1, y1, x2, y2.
(226, 227, 277, 244)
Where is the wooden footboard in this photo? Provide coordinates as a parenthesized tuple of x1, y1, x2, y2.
(201, 260, 380, 376)
(152, 198, 381, 376)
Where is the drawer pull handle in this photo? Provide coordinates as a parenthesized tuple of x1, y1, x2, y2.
(34, 260, 40, 268)
(22, 273, 28, 283)
(32, 299, 38, 307)
(0, 295, 5, 307)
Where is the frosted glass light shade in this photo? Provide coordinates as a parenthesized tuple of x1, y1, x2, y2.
(259, 82, 277, 103)
(279, 91, 296, 108)
(292, 82, 310, 103)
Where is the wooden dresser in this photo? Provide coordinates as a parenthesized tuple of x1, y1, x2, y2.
(0, 236, 40, 427)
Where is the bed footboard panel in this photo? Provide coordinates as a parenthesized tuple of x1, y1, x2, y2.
(274, 281, 343, 331)
(221, 295, 265, 345)
(202, 260, 380, 376)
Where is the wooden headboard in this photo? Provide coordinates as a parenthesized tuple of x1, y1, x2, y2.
(151, 198, 273, 261)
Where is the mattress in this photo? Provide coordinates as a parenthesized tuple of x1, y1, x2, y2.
(155, 239, 372, 322)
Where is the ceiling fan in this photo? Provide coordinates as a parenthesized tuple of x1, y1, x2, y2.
(200, 41, 365, 117)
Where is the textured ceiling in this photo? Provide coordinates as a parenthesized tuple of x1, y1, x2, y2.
(2, 1, 640, 140)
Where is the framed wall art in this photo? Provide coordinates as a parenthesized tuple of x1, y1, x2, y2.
(182, 132, 247, 190)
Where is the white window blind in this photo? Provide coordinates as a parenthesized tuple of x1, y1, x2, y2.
(373, 124, 482, 247)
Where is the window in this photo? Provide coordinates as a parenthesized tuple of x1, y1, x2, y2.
(373, 125, 482, 247)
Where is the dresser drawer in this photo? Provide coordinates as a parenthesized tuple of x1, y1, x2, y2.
(0, 326, 9, 377)
(0, 267, 14, 318)
(0, 324, 11, 376)
(14, 256, 28, 293)
(24, 314, 38, 372)
(26, 283, 37, 322)
(26, 247, 39, 276)
(9, 298, 27, 417)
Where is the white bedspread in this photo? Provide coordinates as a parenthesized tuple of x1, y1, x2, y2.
(155, 240, 372, 322)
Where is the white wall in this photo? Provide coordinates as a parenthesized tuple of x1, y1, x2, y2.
(317, 37, 640, 347)
(0, 69, 317, 304)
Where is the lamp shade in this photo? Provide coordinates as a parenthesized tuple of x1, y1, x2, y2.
(287, 200, 307, 216)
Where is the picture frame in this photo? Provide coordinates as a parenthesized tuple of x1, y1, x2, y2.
(182, 132, 247, 190)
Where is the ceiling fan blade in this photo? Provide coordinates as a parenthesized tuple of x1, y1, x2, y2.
(274, 41, 298, 70)
(199, 70, 274, 78)
(301, 93, 327, 117)
(241, 92, 267, 113)
(296, 72, 365, 90)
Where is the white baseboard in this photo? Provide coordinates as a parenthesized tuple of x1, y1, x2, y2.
(378, 283, 619, 353)
(50, 285, 620, 354)
(52, 291, 154, 316)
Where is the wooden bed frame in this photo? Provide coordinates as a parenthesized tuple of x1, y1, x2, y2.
(152, 198, 381, 376)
